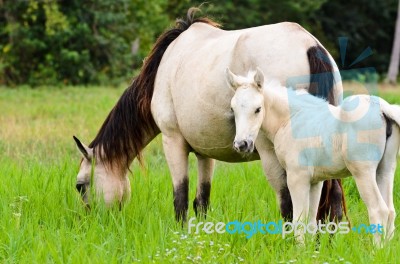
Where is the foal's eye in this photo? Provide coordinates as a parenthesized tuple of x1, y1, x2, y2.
(230, 107, 234, 112)
(255, 107, 261, 114)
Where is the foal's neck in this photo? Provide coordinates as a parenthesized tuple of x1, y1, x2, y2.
(261, 83, 291, 140)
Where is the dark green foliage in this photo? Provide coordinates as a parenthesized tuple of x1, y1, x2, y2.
(0, 0, 398, 86)
(0, 0, 168, 86)
(314, 0, 398, 73)
(160, 0, 398, 79)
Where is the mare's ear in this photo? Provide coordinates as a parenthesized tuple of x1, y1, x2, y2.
(254, 67, 265, 90)
(225, 68, 240, 90)
(73, 136, 93, 160)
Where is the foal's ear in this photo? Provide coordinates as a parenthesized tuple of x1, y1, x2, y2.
(254, 67, 265, 89)
(225, 68, 240, 90)
(73, 136, 93, 160)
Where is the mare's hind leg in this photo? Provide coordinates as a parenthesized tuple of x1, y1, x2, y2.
(377, 125, 400, 239)
(162, 134, 190, 222)
(193, 155, 215, 218)
(317, 180, 344, 222)
(351, 167, 389, 246)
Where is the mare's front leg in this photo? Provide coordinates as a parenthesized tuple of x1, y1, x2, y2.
(162, 133, 190, 222)
(193, 155, 215, 218)
(256, 137, 292, 220)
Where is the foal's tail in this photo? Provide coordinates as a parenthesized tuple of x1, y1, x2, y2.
(379, 99, 400, 158)
(381, 101, 400, 129)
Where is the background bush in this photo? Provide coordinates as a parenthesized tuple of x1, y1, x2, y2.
(0, 0, 397, 86)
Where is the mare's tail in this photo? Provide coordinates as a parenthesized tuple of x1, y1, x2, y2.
(308, 45, 348, 223)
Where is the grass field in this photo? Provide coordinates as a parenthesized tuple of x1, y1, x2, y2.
(1, 84, 400, 263)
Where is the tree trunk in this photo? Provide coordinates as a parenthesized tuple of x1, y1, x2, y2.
(388, 0, 400, 84)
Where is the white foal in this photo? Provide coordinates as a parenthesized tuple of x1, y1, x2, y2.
(227, 67, 400, 246)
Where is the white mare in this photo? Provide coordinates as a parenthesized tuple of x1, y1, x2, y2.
(74, 8, 346, 223)
(228, 68, 400, 246)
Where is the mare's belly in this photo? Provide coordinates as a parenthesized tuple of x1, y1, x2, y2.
(174, 98, 259, 162)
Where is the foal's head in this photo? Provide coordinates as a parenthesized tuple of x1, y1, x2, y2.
(226, 68, 265, 153)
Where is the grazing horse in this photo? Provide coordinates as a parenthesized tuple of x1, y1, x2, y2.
(228, 68, 400, 246)
(73, 8, 346, 223)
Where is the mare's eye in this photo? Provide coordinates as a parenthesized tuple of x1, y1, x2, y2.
(255, 107, 261, 114)
(230, 107, 234, 112)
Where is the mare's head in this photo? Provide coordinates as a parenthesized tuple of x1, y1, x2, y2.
(73, 136, 131, 206)
(226, 68, 265, 153)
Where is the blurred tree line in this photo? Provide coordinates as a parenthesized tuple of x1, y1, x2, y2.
(0, 0, 397, 86)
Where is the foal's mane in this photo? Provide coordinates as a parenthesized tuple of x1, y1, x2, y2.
(89, 8, 220, 169)
(285, 87, 328, 109)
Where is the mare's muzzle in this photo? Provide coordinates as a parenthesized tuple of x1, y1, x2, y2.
(233, 139, 254, 153)
(76, 182, 89, 205)
(76, 183, 86, 193)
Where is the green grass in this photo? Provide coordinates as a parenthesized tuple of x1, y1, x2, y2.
(1, 84, 400, 263)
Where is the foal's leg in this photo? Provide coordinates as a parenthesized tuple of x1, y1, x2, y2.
(309, 182, 324, 227)
(351, 167, 389, 246)
(193, 155, 215, 218)
(376, 126, 400, 240)
(256, 139, 292, 220)
(376, 166, 396, 241)
(162, 134, 190, 222)
(287, 170, 311, 243)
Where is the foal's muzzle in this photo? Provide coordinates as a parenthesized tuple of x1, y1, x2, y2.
(233, 139, 254, 153)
